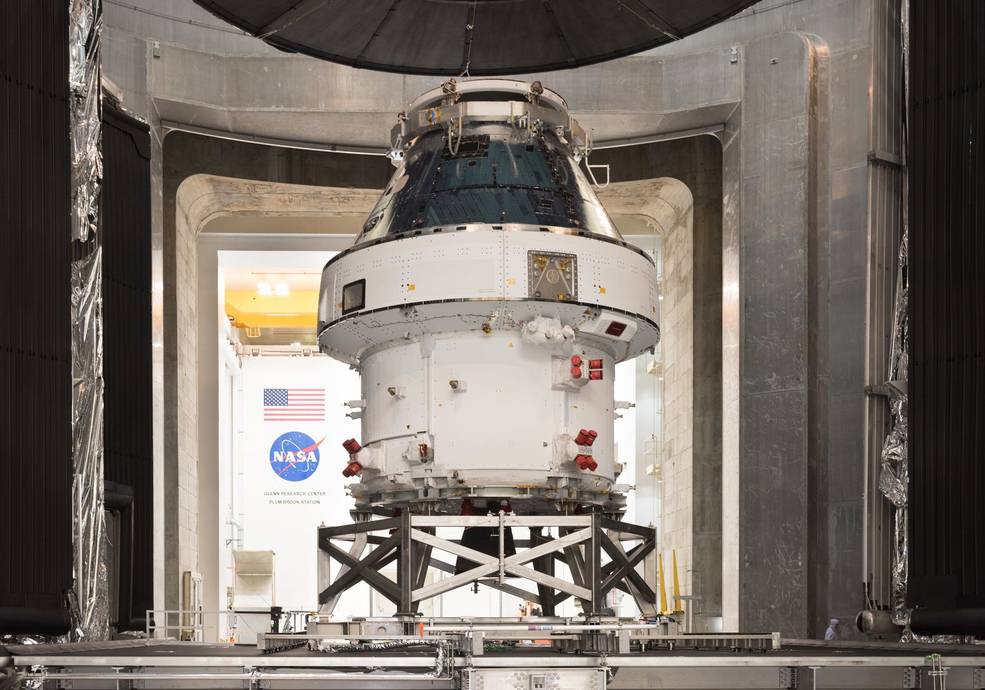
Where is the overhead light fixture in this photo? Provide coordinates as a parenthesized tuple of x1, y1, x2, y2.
(257, 282, 272, 296)
(274, 283, 290, 296)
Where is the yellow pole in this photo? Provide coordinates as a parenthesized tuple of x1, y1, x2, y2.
(671, 549, 683, 614)
(657, 553, 668, 615)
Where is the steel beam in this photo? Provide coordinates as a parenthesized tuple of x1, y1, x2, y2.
(476, 578, 541, 603)
(599, 516, 655, 539)
(589, 515, 603, 614)
(427, 557, 541, 604)
(412, 516, 591, 528)
(530, 527, 557, 616)
(553, 555, 643, 608)
(410, 527, 592, 602)
(398, 511, 415, 615)
(599, 533, 653, 593)
(320, 517, 402, 538)
(599, 531, 657, 608)
(321, 540, 401, 605)
(320, 532, 368, 614)
(13, 653, 985, 669)
(319, 532, 400, 605)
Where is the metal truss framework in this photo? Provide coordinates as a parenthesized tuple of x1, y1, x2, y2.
(317, 514, 658, 617)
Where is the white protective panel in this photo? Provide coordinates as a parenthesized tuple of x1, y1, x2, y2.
(233, 357, 362, 611)
(360, 340, 428, 444)
(357, 331, 617, 493)
(429, 332, 557, 473)
(319, 228, 657, 334)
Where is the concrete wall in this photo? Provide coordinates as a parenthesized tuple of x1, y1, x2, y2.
(101, 0, 899, 637)
(660, 192, 695, 616)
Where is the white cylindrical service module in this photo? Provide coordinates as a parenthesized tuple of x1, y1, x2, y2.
(318, 79, 659, 514)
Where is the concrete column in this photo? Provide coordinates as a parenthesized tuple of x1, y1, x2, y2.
(171, 174, 201, 610)
(721, 104, 742, 633)
(731, 33, 830, 637)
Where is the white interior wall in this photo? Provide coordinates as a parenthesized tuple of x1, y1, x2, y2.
(232, 355, 361, 610)
(623, 233, 663, 537)
(617, 181, 695, 615)
(654, 203, 696, 606)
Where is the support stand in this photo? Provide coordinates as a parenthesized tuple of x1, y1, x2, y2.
(317, 513, 658, 618)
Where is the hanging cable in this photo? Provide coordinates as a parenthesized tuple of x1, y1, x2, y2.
(459, 0, 477, 77)
(447, 117, 463, 157)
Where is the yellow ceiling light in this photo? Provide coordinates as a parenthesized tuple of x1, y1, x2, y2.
(225, 289, 319, 329)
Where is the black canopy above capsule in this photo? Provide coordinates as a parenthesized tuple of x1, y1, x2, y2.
(193, 0, 759, 76)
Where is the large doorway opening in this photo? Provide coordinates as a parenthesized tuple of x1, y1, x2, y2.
(167, 133, 724, 640)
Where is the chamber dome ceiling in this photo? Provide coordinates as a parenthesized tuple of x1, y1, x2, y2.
(193, 0, 760, 75)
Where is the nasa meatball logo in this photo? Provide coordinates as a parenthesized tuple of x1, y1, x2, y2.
(269, 431, 323, 482)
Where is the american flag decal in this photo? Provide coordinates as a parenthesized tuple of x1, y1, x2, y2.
(263, 388, 325, 422)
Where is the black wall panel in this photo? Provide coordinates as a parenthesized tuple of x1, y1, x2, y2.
(908, 0, 985, 610)
(101, 106, 153, 630)
(0, 0, 73, 634)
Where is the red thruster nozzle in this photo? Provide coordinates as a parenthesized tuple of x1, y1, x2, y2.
(342, 460, 363, 477)
(574, 429, 598, 447)
(342, 438, 362, 454)
(575, 454, 597, 472)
